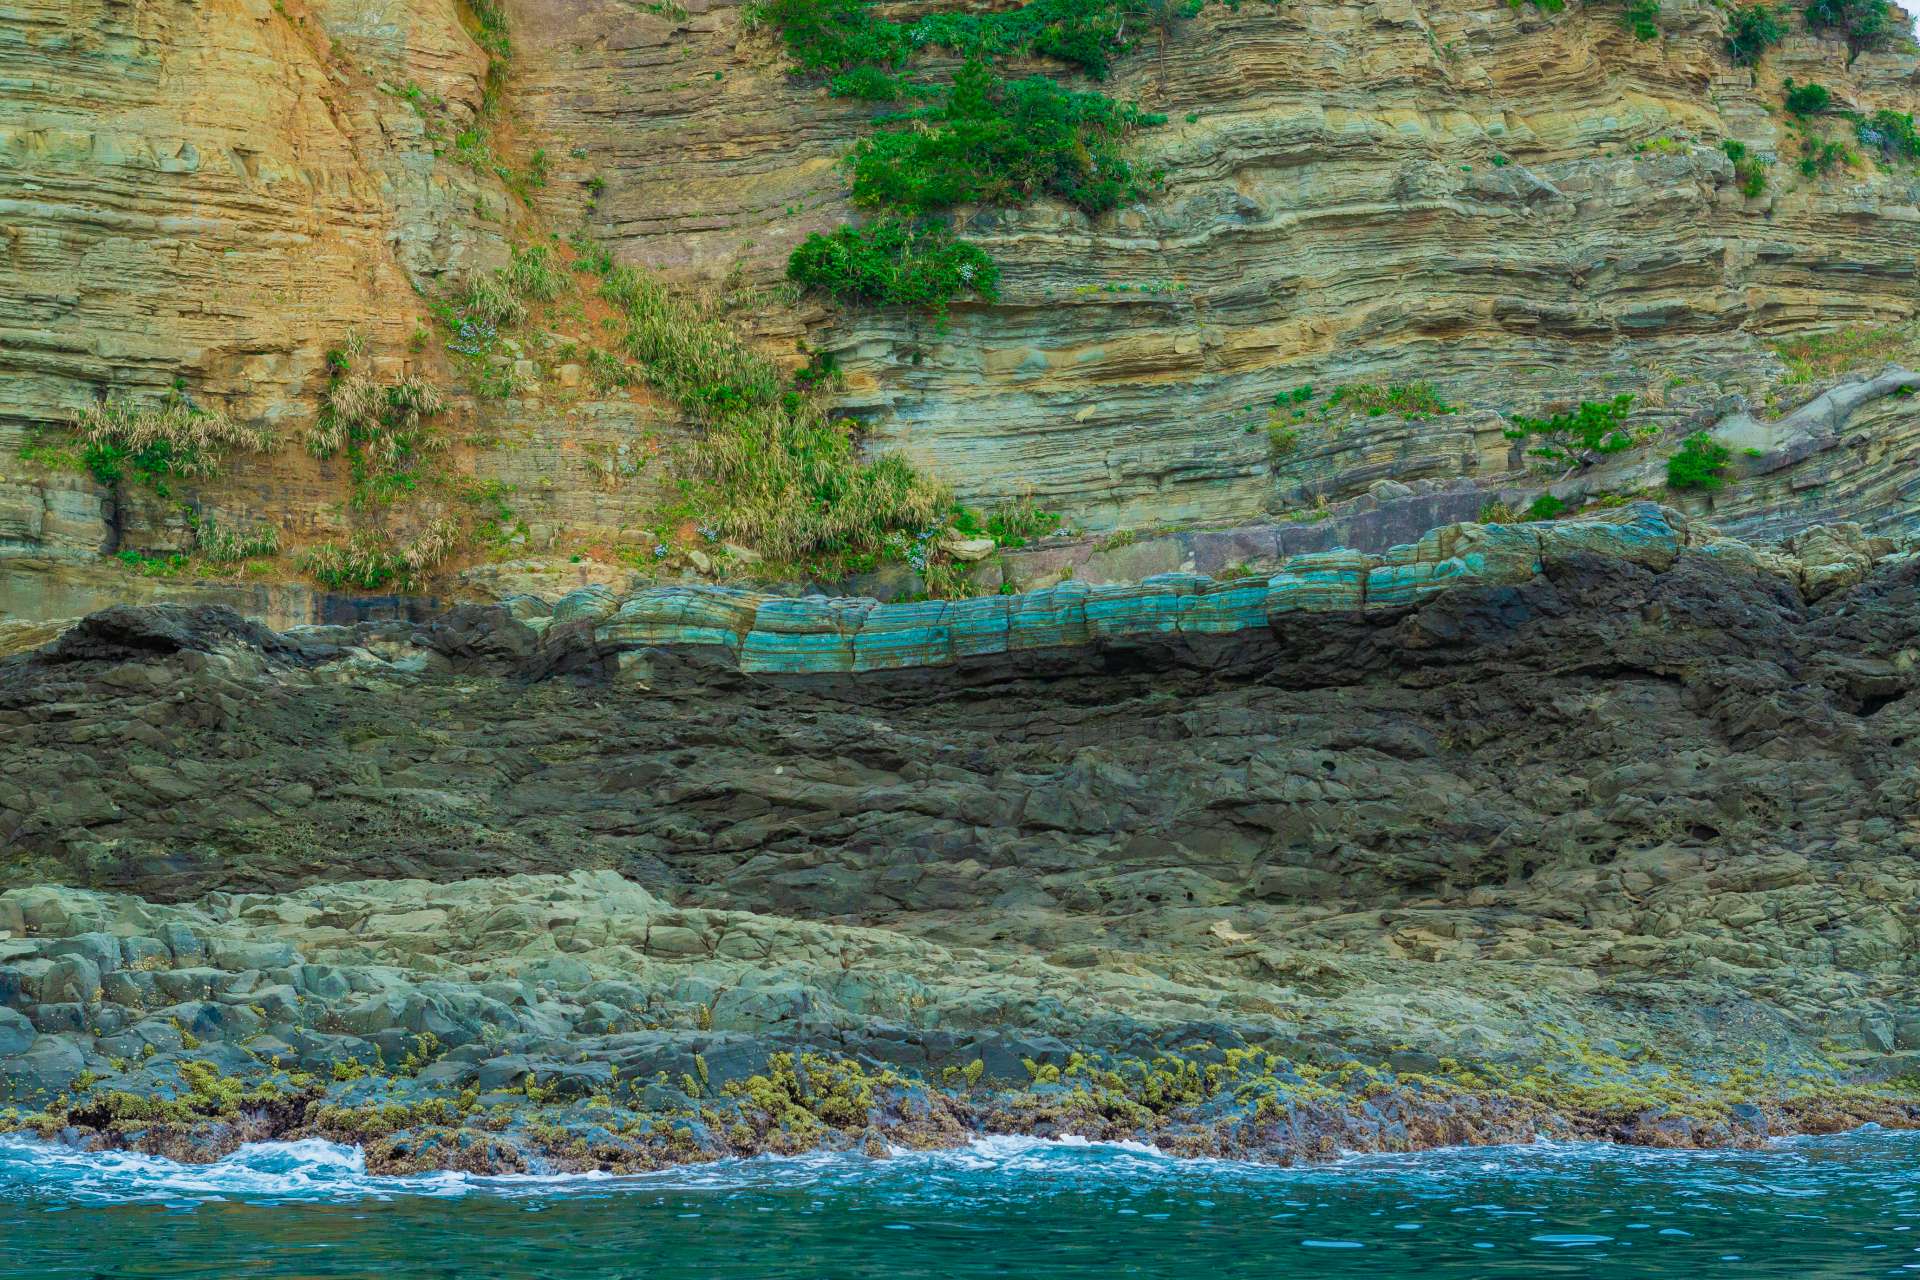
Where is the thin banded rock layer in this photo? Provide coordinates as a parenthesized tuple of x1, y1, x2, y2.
(561, 504, 1902, 677)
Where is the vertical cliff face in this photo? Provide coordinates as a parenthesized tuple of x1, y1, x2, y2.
(1, 0, 1917, 611)
(534, 0, 1920, 527)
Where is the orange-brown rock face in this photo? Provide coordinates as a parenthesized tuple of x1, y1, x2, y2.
(1, 0, 1917, 604)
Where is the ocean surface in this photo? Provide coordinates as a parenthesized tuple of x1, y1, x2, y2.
(2, 1128, 1917, 1278)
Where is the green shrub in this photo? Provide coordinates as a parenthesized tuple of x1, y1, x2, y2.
(848, 62, 1162, 216)
(1858, 109, 1920, 160)
(1803, 0, 1906, 46)
(762, 1, 1168, 322)
(1722, 139, 1769, 196)
(764, 0, 912, 80)
(1504, 394, 1638, 468)
(1798, 137, 1854, 176)
(787, 219, 1000, 310)
(1622, 0, 1661, 39)
(1727, 4, 1785, 61)
(1523, 493, 1568, 521)
(768, 0, 1178, 88)
(1784, 79, 1830, 117)
(1666, 433, 1733, 490)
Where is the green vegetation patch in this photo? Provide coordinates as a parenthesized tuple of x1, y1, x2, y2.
(1726, 3, 1785, 62)
(1857, 109, 1920, 161)
(1784, 79, 1831, 118)
(768, 0, 1172, 313)
(1666, 432, 1733, 491)
(1722, 140, 1769, 197)
(589, 255, 951, 568)
(1773, 324, 1915, 384)
(58, 386, 270, 496)
(1803, 0, 1908, 48)
(848, 64, 1163, 216)
(786, 218, 999, 310)
(1504, 394, 1641, 469)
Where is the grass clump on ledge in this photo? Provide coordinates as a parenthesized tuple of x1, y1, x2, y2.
(1771, 324, 1915, 384)
(301, 520, 458, 592)
(309, 337, 449, 510)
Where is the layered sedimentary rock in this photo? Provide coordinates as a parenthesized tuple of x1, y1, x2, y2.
(5, 0, 1920, 600)
(2, 511, 1918, 1168)
(526, 0, 1920, 524)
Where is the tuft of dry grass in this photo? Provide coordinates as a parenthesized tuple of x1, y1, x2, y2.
(309, 374, 448, 473)
(594, 259, 946, 563)
(300, 516, 458, 591)
(1773, 324, 1917, 386)
(682, 405, 948, 563)
(72, 396, 271, 479)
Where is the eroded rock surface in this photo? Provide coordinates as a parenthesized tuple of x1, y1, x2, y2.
(2, 512, 1918, 1169)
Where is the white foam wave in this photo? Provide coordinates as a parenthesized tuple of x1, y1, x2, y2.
(0, 1136, 602, 1204)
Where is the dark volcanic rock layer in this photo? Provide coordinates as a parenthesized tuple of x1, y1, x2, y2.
(1, 524, 1919, 1170)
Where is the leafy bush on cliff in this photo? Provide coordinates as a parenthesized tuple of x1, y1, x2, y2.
(849, 64, 1163, 215)
(1783, 80, 1831, 117)
(1798, 137, 1855, 177)
(1726, 4, 1785, 63)
(766, 0, 1176, 88)
(1857, 109, 1920, 160)
(788, 219, 999, 309)
(1722, 140, 1769, 197)
(1620, 0, 1661, 39)
(1666, 433, 1733, 490)
(763, 1, 1167, 313)
(70, 389, 271, 492)
(1803, 0, 1907, 47)
(1504, 394, 1638, 469)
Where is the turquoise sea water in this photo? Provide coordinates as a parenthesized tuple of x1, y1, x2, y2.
(2, 1129, 1917, 1278)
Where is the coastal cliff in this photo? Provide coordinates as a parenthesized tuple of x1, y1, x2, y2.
(4, 0, 1920, 612)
